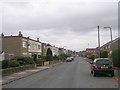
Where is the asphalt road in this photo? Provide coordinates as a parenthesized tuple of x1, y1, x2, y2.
(3, 57, 118, 88)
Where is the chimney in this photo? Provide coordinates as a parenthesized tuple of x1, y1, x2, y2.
(37, 38, 39, 42)
(1, 33, 4, 37)
(18, 31, 23, 36)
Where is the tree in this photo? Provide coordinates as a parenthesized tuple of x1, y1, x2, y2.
(100, 49, 108, 58)
(46, 48, 53, 63)
(112, 48, 120, 68)
(87, 53, 98, 60)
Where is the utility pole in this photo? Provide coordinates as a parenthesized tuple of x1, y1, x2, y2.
(98, 26, 100, 58)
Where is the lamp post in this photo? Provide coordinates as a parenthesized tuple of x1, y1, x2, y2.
(104, 27, 112, 42)
(97, 26, 101, 58)
(104, 27, 112, 54)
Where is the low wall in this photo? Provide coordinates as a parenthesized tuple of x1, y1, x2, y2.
(44, 61, 49, 66)
(2, 64, 36, 76)
(36, 60, 61, 66)
(50, 60, 60, 64)
(36, 61, 45, 66)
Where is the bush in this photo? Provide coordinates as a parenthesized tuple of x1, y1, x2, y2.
(9, 59, 20, 67)
(32, 54, 37, 62)
(100, 49, 108, 58)
(38, 55, 46, 61)
(59, 54, 69, 61)
(11, 56, 35, 65)
(2, 60, 9, 69)
(112, 48, 120, 68)
(53, 55, 59, 60)
(87, 53, 98, 60)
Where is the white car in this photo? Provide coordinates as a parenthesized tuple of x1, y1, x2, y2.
(65, 57, 72, 62)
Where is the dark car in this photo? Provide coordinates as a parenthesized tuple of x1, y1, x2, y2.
(90, 58, 114, 77)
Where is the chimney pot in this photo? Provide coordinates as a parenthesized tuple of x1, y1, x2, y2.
(37, 38, 39, 42)
(19, 31, 23, 36)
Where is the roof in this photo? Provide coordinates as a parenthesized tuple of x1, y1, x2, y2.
(2, 35, 42, 43)
(86, 48, 96, 51)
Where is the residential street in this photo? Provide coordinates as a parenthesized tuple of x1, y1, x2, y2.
(3, 57, 118, 88)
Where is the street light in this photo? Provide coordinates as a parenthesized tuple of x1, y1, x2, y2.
(104, 27, 112, 42)
(97, 26, 101, 58)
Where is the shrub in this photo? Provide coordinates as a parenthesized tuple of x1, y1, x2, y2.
(2, 60, 9, 69)
(53, 55, 59, 60)
(112, 48, 120, 68)
(32, 54, 37, 62)
(87, 53, 98, 60)
(9, 59, 20, 67)
(59, 54, 68, 60)
(11, 56, 35, 65)
(100, 49, 108, 58)
(38, 55, 46, 61)
(22, 57, 35, 65)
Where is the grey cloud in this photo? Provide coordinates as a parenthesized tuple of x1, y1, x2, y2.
(2, 1, 118, 51)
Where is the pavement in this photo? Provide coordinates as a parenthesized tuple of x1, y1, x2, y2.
(1, 61, 63, 86)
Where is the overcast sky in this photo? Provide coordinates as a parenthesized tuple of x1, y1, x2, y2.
(0, 0, 119, 51)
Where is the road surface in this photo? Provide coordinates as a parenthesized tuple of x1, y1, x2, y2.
(3, 57, 118, 88)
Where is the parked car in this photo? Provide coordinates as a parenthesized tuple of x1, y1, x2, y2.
(90, 58, 114, 77)
(70, 57, 74, 61)
(65, 57, 72, 62)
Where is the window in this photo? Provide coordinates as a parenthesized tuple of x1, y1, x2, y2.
(96, 60, 112, 65)
(38, 45, 41, 49)
(23, 41, 27, 48)
(34, 44, 37, 50)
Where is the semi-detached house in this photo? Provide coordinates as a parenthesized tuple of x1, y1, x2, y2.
(1, 32, 42, 60)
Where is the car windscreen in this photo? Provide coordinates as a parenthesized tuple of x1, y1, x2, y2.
(96, 60, 112, 65)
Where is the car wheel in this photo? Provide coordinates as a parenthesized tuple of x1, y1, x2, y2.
(93, 71, 96, 77)
(111, 73, 114, 77)
(91, 71, 93, 74)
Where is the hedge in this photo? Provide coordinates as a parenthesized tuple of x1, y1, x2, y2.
(12, 56, 35, 65)
(2, 56, 35, 69)
(9, 59, 20, 67)
(112, 48, 120, 68)
(100, 49, 108, 58)
(2, 60, 9, 69)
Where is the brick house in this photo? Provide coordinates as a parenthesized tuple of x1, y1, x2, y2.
(1, 32, 42, 60)
(86, 48, 97, 53)
(100, 37, 120, 54)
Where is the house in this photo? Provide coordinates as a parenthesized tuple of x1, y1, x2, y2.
(41, 43, 48, 56)
(52, 46, 59, 56)
(1, 32, 42, 60)
(100, 37, 120, 54)
(58, 48, 64, 55)
(110, 37, 120, 50)
(86, 48, 97, 53)
(79, 51, 86, 57)
(0, 37, 4, 61)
